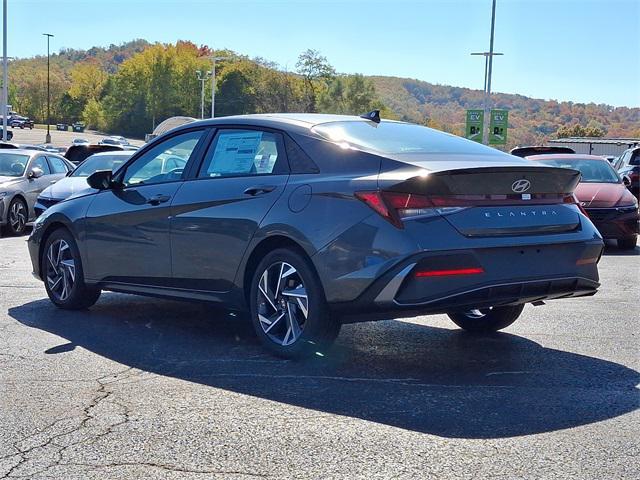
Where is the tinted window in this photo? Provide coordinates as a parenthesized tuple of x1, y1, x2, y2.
(72, 153, 133, 177)
(31, 156, 51, 175)
(122, 130, 203, 187)
(312, 121, 505, 156)
(0, 153, 29, 177)
(199, 130, 282, 178)
(536, 158, 621, 183)
(47, 156, 69, 174)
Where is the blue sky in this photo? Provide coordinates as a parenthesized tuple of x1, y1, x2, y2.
(7, 0, 640, 107)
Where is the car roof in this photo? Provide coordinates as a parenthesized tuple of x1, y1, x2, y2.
(183, 113, 404, 131)
(0, 149, 41, 157)
(527, 154, 609, 162)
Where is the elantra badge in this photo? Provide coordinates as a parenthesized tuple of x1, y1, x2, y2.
(511, 179, 531, 193)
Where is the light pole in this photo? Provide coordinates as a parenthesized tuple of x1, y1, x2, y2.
(470, 0, 500, 145)
(43, 33, 53, 144)
(471, 51, 503, 145)
(210, 56, 226, 118)
(2, 0, 8, 142)
(196, 70, 211, 119)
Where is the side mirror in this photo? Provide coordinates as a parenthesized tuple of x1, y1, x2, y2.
(622, 175, 631, 187)
(86, 170, 115, 190)
(28, 167, 44, 179)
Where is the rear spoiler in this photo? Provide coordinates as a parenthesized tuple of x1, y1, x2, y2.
(65, 144, 124, 165)
(510, 146, 575, 158)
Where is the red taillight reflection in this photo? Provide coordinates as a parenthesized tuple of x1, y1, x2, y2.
(415, 267, 485, 277)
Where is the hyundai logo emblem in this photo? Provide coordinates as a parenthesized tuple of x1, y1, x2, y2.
(511, 179, 531, 193)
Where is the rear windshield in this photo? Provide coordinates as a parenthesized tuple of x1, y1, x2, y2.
(72, 154, 132, 177)
(535, 158, 620, 183)
(312, 121, 504, 156)
(0, 153, 29, 177)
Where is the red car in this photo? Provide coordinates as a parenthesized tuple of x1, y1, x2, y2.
(528, 154, 639, 250)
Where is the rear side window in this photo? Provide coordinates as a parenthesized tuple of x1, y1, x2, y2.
(47, 156, 69, 174)
(199, 129, 286, 178)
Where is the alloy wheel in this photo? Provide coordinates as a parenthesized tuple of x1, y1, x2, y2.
(257, 261, 309, 346)
(45, 240, 76, 302)
(9, 201, 26, 233)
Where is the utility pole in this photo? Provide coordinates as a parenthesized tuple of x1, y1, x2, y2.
(43, 33, 54, 144)
(470, 0, 501, 145)
(196, 70, 211, 119)
(2, 0, 8, 142)
(211, 55, 226, 118)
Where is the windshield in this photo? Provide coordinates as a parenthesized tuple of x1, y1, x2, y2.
(72, 154, 132, 177)
(312, 121, 504, 156)
(0, 153, 29, 177)
(536, 158, 621, 183)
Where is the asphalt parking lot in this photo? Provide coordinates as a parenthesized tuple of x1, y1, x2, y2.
(0, 234, 638, 479)
(5, 127, 143, 148)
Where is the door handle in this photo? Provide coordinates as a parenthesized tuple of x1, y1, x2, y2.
(244, 185, 276, 196)
(146, 194, 171, 206)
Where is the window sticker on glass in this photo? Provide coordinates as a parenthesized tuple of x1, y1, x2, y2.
(210, 131, 264, 175)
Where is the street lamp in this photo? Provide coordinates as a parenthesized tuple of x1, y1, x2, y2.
(470, 0, 501, 145)
(196, 70, 211, 119)
(2, 0, 8, 142)
(210, 56, 227, 118)
(43, 33, 54, 144)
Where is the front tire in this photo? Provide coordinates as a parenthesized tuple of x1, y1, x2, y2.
(448, 304, 525, 333)
(4, 197, 28, 236)
(249, 248, 340, 358)
(43, 228, 101, 310)
(617, 235, 637, 250)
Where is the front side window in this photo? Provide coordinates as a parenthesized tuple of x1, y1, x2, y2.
(199, 130, 283, 178)
(47, 156, 70, 174)
(31, 156, 51, 175)
(122, 130, 204, 187)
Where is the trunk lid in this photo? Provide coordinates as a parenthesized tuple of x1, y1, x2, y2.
(378, 158, 582, 237)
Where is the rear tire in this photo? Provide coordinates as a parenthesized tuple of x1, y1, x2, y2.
(249, 248, 340, 359)
(43, 228, 101, 310)
(448, 304, 525, 333)
(617, 235, 637, 250)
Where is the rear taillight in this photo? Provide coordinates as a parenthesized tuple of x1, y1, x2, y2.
(355, 190, 587, 228)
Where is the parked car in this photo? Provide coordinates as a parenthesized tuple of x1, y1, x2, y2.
(614, 146, 639, 200)
(99, 136, 129, 146)
(510, 145, 575, 158)
(10, 117, 34, 129)
(529, 154, 638, 249)
(0, 143, 47, 152)
(56, 123, 69, 131)
(72, 122, 85, 133)
(35, 150, 134, 216)
(0, 129, 13, 141)
(71, 138, 90, 146)
(64, 144, 125, 165)
(0, 150, 74, 235)
(28, 113, 604, 358)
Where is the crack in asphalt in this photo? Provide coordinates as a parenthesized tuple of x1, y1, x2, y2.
(1, 366, 138, 478)
(38, 462, 270, 478)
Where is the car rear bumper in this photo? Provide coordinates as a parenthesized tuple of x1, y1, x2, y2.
(332, 240, 603, 322)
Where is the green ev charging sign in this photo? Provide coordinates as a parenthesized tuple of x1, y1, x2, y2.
(465, 109, 484, 143)
(489, 109, 508, 145)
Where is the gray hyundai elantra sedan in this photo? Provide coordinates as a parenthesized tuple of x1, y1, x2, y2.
(28, 113, 604, 358)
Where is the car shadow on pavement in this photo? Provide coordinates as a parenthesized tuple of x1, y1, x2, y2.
(9, 294, 640, 439)
(602, 239, 639, 256)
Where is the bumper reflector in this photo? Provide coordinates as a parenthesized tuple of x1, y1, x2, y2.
(415, 267, 485, 278)
(576, 257, 599, 266)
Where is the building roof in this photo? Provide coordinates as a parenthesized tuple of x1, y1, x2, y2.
(549, 137, 640, 145)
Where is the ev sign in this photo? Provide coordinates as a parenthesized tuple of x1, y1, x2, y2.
(465, 109, 484, 143)
(489, 109, 508, 145)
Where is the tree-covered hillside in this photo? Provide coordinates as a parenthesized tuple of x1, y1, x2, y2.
(6, 40, 639, 146)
